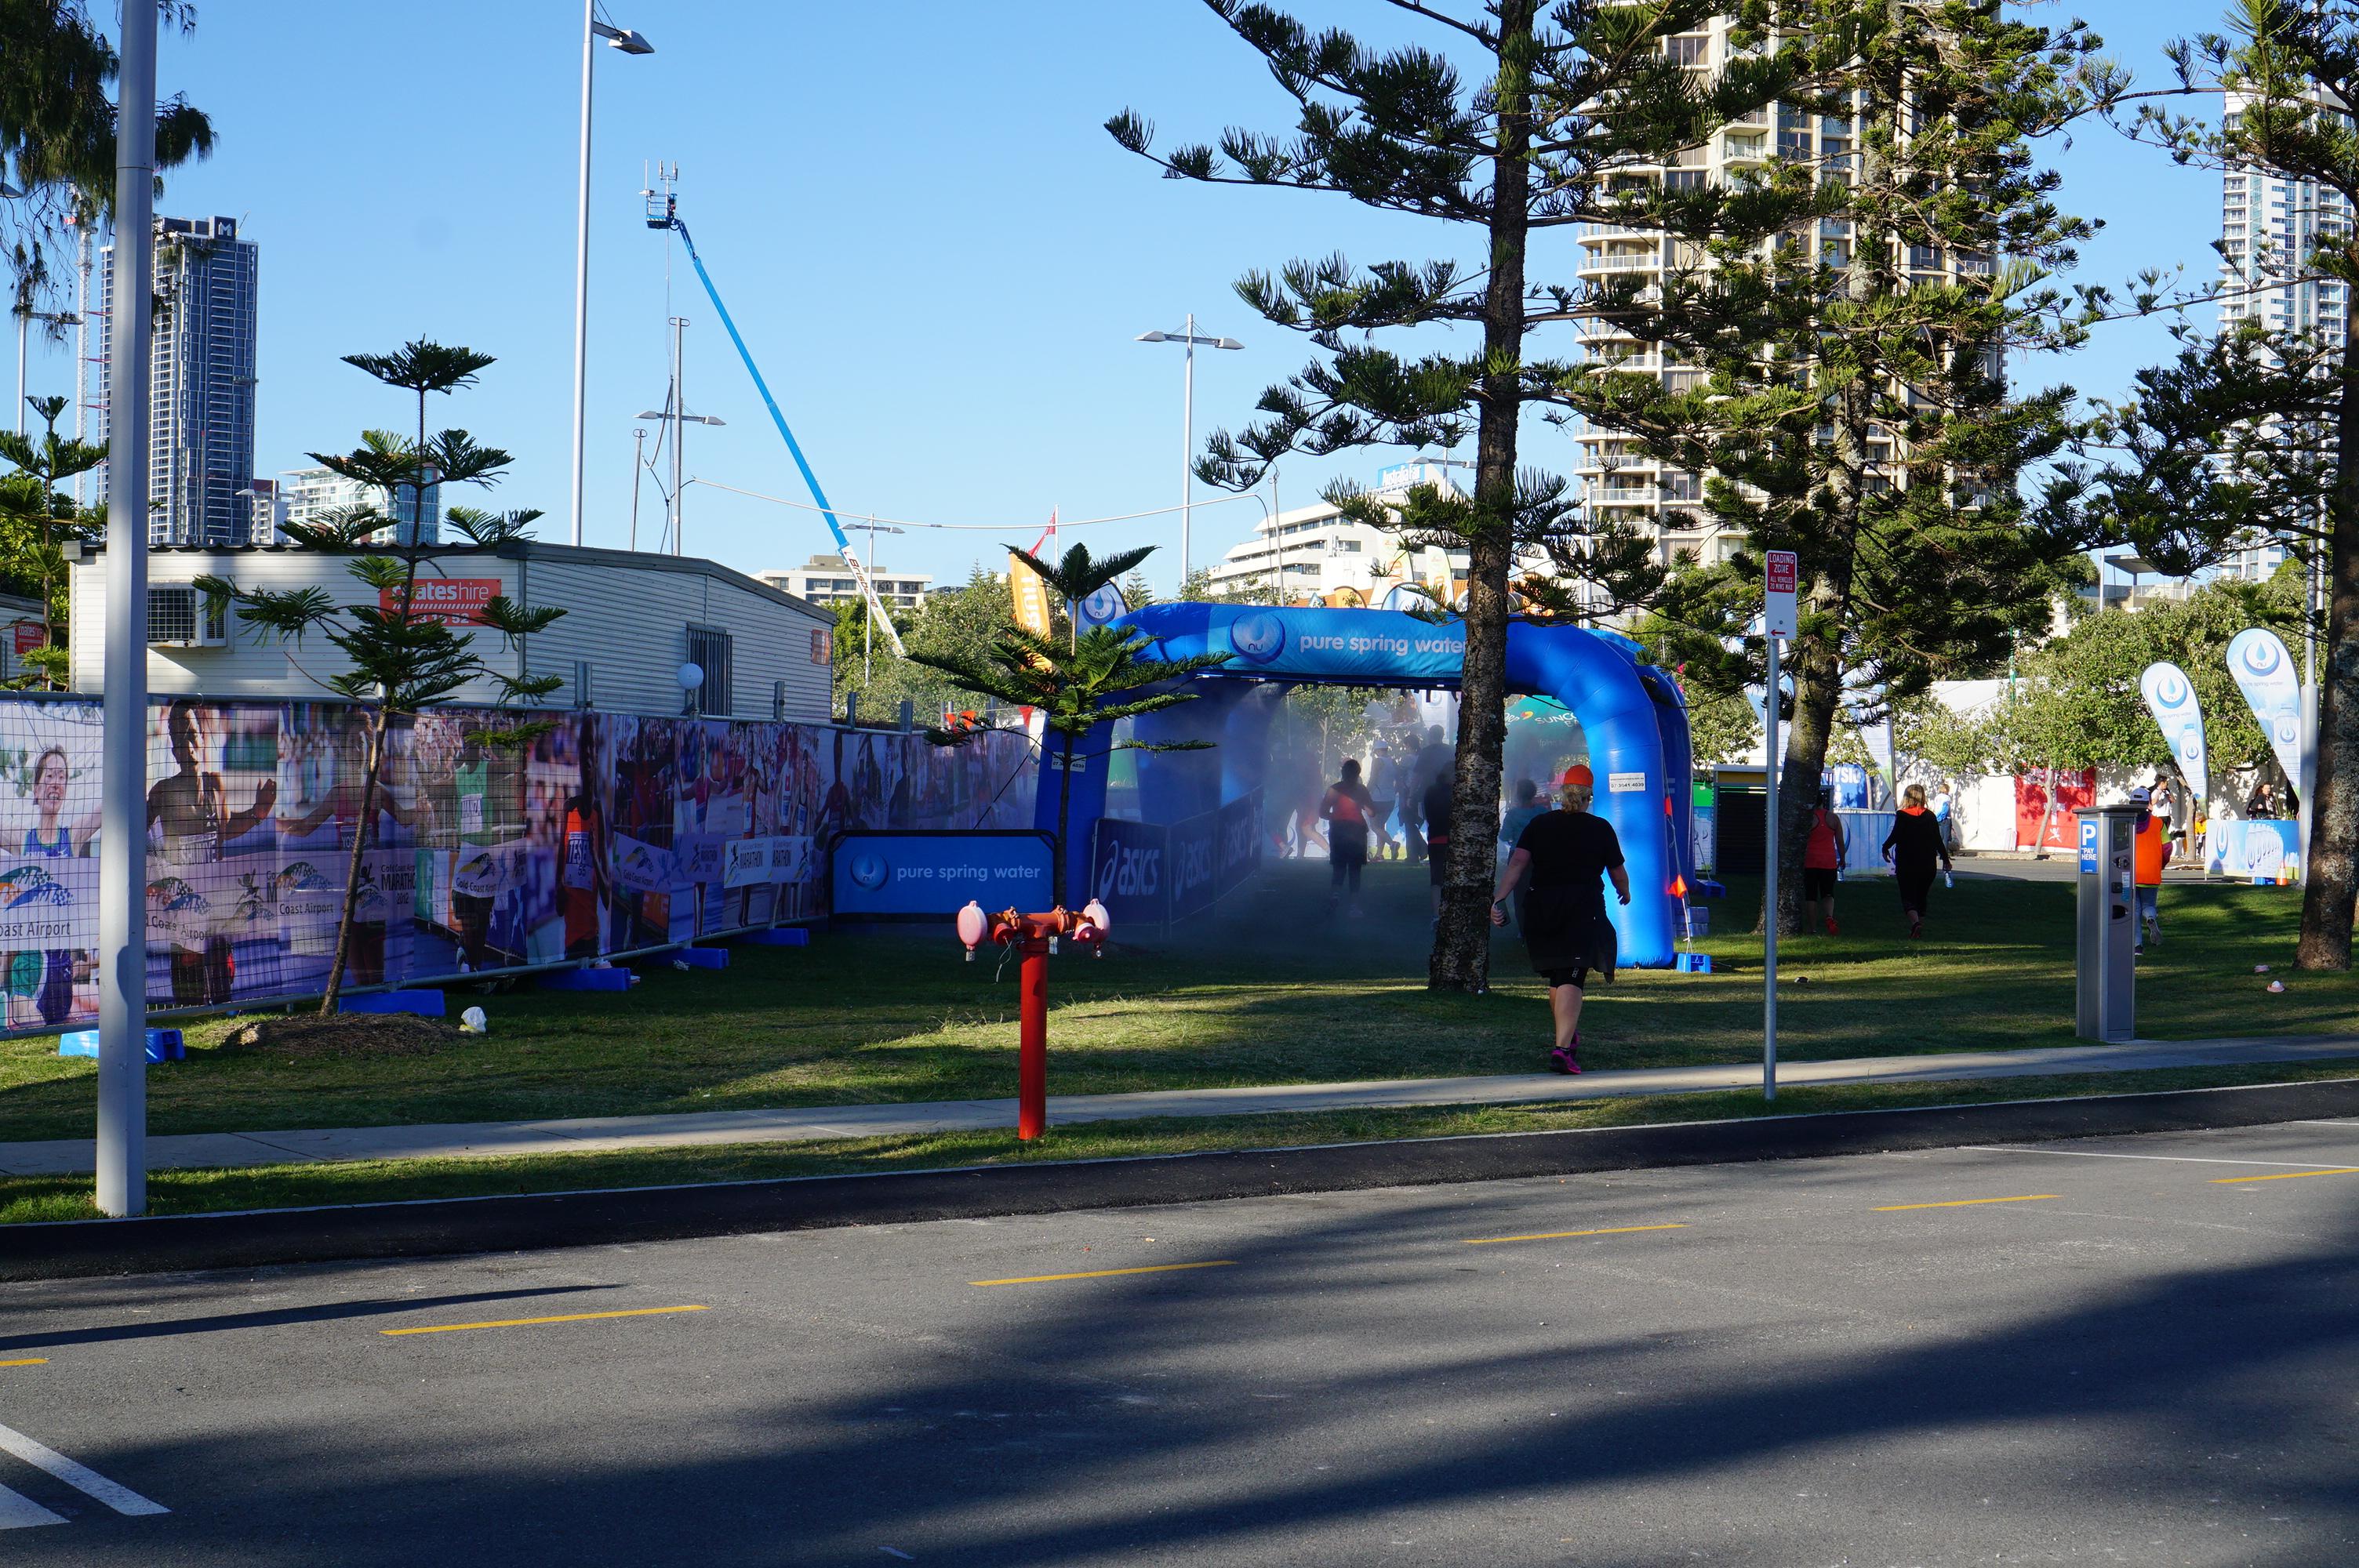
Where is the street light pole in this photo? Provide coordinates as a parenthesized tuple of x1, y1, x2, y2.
(1136, 319, 1241, 590)
(14, 307, 76, 436)
(1183, 311, 1195, 584)
(97, 0, 158, 1218)
(854, 517, 905, 687)
(568, 5, 654, 549)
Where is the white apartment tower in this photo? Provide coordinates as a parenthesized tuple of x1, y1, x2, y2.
(1568, 22, 1992, 572)
(99, 216, 260, 546)
(2215, 93, 2351, 583)
(1204, 461, 1473, 604)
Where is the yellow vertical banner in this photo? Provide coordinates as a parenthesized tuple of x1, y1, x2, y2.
(1009, 551, 1055, 642)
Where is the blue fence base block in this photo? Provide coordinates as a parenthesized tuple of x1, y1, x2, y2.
(538, 967, 634, 993)
(673, 947, 729, 970)
(60, 1028, 185, 1062)
(340, 989, 447, 1018)
(1692, 880, 1728, 900)
(1676, 953, 1714, 974)
(740, 927, 810, 946)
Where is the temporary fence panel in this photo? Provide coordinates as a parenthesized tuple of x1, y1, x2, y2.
(1089, 791, 1263, 932)
(0, 697, 1035, 1034)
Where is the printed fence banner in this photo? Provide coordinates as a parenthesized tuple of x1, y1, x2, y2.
(2208, 817, 2299, 880)
(0, 696, 1036, 1030)
(2139, 661, 2209, 815)
(2014, 767, 2095, 851)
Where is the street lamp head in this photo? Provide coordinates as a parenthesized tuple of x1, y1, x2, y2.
(591, 20, 655, 53)
(1214, 338, 1244, 350)
(1135, 330, 1170, 343)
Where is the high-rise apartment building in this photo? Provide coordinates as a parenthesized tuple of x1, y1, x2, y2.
(99, 216, 260, 546)
(758, 556, 931, 610)
(2214, 94, 2351, 583)
(1568, 22, 1992, 577)
(278, 465, 442, 546)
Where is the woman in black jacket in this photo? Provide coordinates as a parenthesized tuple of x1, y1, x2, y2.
(1881, 782, 1953, 938)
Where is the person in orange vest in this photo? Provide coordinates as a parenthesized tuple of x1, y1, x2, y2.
(2130, 785, 2171, 954)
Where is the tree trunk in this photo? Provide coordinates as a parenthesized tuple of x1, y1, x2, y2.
(2297, 349, 2359, 969)
(1429, 0, 1536, 994)
(1768, 633, 1842, 935)
(318, 704, 387, 1014)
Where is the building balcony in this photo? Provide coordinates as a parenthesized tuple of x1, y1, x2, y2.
(1575, 250, 1665, 278)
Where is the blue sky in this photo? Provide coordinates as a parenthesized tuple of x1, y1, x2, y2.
(13, 0, 2225, 597)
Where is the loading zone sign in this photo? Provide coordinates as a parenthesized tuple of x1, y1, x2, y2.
(1765, 550, 1798, 639)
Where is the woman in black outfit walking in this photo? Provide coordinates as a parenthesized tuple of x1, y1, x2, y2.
(1881, 782, 1952, 938)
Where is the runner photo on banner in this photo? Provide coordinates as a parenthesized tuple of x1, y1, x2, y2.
(150, 698, 282, 1007)
(0, 702, 104, 1031)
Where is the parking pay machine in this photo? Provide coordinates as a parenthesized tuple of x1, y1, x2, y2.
(2074, 805, 2140, 1041)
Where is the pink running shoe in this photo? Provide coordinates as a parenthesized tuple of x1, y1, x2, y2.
(1549, 1044, 1582, 1076)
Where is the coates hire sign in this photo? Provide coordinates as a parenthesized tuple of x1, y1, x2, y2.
(1207, 608, 1465, 683)
(828, 831, 1054, 920)
(381, 577, 501, 626)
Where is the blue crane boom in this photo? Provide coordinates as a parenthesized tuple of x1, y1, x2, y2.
(649, 192, 906, 655)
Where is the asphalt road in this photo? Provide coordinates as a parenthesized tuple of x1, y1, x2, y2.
(2, 1121, 2354, 1566)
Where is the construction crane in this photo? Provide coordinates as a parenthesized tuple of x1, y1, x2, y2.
(645, 179, 907, 657)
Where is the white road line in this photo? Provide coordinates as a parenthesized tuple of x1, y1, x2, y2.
(0, 1482, 66, 1530)
(2286, 1120, 2359, 1128)
(0, 1423, 168, 1516)
(1962, 1146, 2357, 1170)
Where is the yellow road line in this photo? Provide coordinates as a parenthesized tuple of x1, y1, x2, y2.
(969, 1261, 1236, 1287)
(1463, 1223, 1688, 1247)
(2210, 1167, 2359, 1185)
(380, 1305, 707, 1337)
(0, 1359, 46, 1369)
(1874, 1194, 2061, 1211)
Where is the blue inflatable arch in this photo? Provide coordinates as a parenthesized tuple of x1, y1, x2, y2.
(1040, 603, 1696, 968)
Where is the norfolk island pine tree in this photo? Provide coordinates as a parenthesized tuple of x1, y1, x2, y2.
(2082, 0, 2359, 967)
(1109, 0, 1806, 989)
(1558, 0, 2110, 933)
(198, 342, 565, 1014)
(0, 393, 106, 685)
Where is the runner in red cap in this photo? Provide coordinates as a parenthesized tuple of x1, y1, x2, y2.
(1490, 764, 1628, 1073)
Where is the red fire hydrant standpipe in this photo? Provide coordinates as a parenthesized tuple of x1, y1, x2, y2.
(957, 898, 1110, 1139)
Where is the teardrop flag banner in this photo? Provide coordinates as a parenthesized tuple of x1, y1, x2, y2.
(2138, 660, 2208, 815)
(2224, 629, 2304, 800)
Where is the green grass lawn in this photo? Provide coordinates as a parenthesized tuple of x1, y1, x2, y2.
(5, 1056, 2353, 1225)
(0, 860, 2348, 1145)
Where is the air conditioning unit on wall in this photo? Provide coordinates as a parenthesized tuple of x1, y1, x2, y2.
(146, 583, 228, 648)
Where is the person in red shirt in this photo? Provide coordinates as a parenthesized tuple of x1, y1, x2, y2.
(1801, 784, 1846, 935)
(1319, 759, 1378, 916)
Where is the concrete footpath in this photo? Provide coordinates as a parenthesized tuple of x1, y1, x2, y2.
(6, 1033, 2357, 1180)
